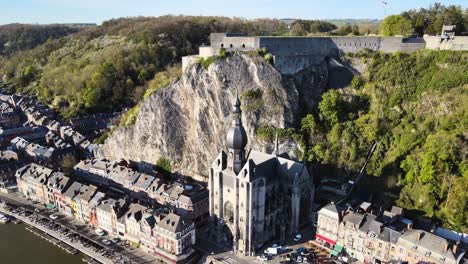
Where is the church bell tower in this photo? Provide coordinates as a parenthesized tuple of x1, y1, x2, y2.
(226, 95, 247, 174)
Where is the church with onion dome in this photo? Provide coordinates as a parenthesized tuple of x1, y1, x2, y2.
(208, 95, 314, 256)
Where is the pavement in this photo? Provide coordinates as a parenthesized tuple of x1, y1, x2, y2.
(196, 225, 330, 264)
(0, 192, 162, 264)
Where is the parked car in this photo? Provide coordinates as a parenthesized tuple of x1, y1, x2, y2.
(294, 234, 302, 242)
(101, 239, 111, 245)
(296, 247, 306, 254)
(110, 238, 120, 243)
(264, 247, 279, 255)
(95, 228, 106, 236)
(49, 214, 58, 220)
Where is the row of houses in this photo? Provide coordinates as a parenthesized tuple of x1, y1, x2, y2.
(0, 99, 21, 129)
(16, 163, 197, 263)
(74, 158, 209, 225)
(6, 94, 95, 156)
(70, 112, 121, 132)
(316, 202, 465, 264)
(10, 136, 75, 168)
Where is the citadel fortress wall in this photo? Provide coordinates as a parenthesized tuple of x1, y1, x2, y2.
(182, 33, 468, 74)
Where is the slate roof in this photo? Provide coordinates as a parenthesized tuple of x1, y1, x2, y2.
(359, 214, 377, 233)
(240, 150, 307, 182)
(63, 182, 82, 199)
(157, 213, 192, 233)
(397, 229, 457, 264)
(318, 203, 341, 220)
(46, 172, 70, 192)
(124, 203, 147, 222)
(97, 198, 126, 215)
(78, 185, 98, 202)
(88, 191, 106, 208)
(378, 227, 401, 244)
(134, 174, 155, 190)
(16, 163, 53, 184)
(343, 212, 365, 226)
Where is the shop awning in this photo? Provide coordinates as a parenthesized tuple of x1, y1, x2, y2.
(316, 233, 336, 245)
(334, 244, 343, 253)
(330, 250, 339, 256)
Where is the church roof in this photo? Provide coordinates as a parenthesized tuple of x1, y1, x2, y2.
(242, 150, 307, 181)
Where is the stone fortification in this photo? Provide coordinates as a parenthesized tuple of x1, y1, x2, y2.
(183, 33, 466, 74)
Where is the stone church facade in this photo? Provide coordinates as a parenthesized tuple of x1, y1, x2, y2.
(208, 96, 314, 256)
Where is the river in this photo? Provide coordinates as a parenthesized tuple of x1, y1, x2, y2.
(0, 223, 83, 264)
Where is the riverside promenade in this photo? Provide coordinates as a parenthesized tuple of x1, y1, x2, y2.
(0, 192, 161, 264)
(0, 203, 113, 264)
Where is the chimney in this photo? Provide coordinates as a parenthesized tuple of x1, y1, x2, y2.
(417, 231, 424, 241)
(444, 243, 449, 252)
(453, 243, 458, 254)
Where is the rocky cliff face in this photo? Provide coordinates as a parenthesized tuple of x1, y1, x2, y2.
(96, 53, 328, 178)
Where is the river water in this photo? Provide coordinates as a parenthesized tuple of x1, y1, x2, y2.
(0, 223, 83, 264)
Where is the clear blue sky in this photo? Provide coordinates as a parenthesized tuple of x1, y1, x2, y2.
(0, 0, 466, 25)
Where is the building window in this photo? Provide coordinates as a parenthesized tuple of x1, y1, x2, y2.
(230, 44, 233, 48)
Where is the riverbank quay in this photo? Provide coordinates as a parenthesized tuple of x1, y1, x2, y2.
(26, 225, 79, 255)
(0, 192, 161, 264)
(0, 202, 113, 264)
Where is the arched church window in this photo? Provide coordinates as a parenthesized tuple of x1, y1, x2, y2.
(224, 201, 234, 223)
(259, 180, 265, 187)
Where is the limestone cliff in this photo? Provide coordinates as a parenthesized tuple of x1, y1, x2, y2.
(96, 53, 328, 178)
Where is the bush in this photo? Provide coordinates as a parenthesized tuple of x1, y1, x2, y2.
(240, 89, 263, 112)
(351, 75, 364, 89)
(256, 125, 297, 141)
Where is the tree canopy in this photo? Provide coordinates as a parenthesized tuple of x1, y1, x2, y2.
(379, 15, 413, 36)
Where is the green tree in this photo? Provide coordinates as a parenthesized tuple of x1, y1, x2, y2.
(379, 15, 413, 36)
(290, 23, 306, 36)
(319, 90, 344, 128)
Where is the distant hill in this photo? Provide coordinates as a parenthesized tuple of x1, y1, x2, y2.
(0, 23, 79, 56)
(323, 19, 381, 26)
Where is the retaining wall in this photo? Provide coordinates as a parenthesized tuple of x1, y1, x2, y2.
(182, 33, 467, 73)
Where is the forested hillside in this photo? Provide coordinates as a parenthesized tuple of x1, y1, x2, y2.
(298, 50, 467, 232)
(0, 24, 79, 56)
(0, 16, 284, 119)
